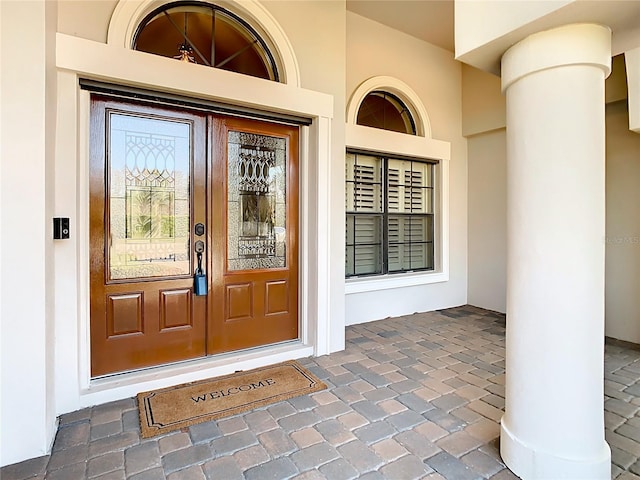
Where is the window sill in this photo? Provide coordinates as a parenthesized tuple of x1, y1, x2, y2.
(345, 270, 448, 294)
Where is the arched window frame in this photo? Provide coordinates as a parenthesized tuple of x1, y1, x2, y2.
(107, 0, 300, 86)
(131, 1, 280, 82)
(356, 90, 417, 135)
(345, 76, 450, 293)
(347, 76, 431, 138)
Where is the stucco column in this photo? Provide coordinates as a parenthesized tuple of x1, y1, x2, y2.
(0, 0, 57, 466)
(500, 24, 611, 479)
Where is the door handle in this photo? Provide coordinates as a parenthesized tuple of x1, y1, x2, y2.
(194, 240, 207, 296)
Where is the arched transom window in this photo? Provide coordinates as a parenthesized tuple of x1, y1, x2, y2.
(356, 91, 416, 135)
(134, 1, 279, 81)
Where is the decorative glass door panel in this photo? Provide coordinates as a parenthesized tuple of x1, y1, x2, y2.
(227, 132, 287, 271)
(108, 114, 191, 280)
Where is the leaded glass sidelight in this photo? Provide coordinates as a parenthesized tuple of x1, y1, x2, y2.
(108, 113, 191, 280)
(227, 131, 287, 271)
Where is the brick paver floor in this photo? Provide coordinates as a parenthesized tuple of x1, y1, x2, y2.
(3, 306, 640, 479)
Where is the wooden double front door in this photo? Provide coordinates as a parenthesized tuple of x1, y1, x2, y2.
(90, 96, 299, 377)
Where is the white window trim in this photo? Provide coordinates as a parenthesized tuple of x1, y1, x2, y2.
(345, 77, 450, 295)
(345, 270, 449, 294)
(347, 76, 432, 138)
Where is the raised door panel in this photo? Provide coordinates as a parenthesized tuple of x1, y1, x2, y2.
(107, 293, 143, 337)
(160, 289, 193, 330)
(265, 280, 289, 316)
(225, 283, 254, 321)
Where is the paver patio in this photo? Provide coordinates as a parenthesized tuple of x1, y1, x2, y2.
(3, 306, 640, 479)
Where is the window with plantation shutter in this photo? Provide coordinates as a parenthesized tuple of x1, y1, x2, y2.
(346, 153, 382, 276)
(346, 151, 435, 277)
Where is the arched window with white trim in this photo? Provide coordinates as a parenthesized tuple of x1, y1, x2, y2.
(356, 90, 417, 135)
(345, 77, 450, 291)
(133, 1, 279, 81)
(107, 0, 302, 86)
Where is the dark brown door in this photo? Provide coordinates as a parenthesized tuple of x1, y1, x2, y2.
(90, 97, 298, 377)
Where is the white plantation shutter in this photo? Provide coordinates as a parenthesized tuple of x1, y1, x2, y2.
(387, 217, 428, 272)
(345, 154, 381, 212)
(388, 168, 400, 211)
(353, 216, 382, 274)
(346, 152, 435, 277)
(405, 169, 423, 212)
(354, 164, 376, 210)
(346, 154, 382, 276)
(388, 216, 401, 271)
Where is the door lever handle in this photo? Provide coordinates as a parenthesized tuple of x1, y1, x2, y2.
(194, 241, 207, 296)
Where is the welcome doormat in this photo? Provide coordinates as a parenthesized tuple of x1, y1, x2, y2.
(137, 360, 326, 438)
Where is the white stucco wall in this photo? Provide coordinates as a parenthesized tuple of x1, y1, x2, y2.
(58, 0, 117, 41)
(463, 65, 507, 313)
(461, 64, 506, 137)
(344, 12, 468, 325)
(626, 48, 640, 132)
(1, 0, 58, 467)
(467, 129, 507, 313)
(605, 100, 640, 343)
